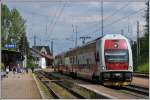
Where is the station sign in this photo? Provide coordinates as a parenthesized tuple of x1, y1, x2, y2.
(4, 44, 16, 48)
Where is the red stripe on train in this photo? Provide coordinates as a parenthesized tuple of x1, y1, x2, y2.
(106, 62, 128, 70)
(104, 39, 127, 49)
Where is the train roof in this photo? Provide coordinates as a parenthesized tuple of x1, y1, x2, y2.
(55, 34, 128, 57)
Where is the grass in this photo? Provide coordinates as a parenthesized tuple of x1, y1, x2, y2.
(49, 72, 106, 98)
(135, 62, 149, 73)
(50, 82, 76, 99)
(35, 74, 54, 99)
(63, 79, 101, 99)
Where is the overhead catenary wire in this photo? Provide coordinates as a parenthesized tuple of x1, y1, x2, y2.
(103, 2, 130, 21)
(85, 7, 145, 36)
(3, 0, 145, 3)
(14, 1, 65, 46)
(104, 8, 145, 27)
(49, 0, 68, 36)
(78, 2, 130, 35)
(48, 1, 63, 35)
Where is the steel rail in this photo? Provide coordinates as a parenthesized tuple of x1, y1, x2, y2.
(40, 71, 86, 99)
(123, 85, 149, 96)
(35, 72, 60, 99)
(43, 71, 112, 99)
(44, 71, 149, 98)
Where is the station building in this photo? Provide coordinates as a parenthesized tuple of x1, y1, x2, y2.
(1, 49, 24, 71)
(30, 46, 53, 69)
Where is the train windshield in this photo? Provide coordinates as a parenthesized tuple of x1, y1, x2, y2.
(105, 50, 129, 63)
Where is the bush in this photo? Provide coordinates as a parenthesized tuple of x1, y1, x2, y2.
(27, 58, 38, 68)
(0, 63, 5, 71)
(136, 62, 149, 73)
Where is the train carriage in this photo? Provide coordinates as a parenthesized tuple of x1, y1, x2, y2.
(54, 34, 133, 86)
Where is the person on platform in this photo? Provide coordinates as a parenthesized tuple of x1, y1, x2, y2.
(12, 66, 16, 75)
(31, 67, 34, 73)
(25, 68, 28, 74)
(17, 64, 21, 73)
(6, 66, 9, 77)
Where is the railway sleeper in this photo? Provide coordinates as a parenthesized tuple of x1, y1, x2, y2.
(44, 82, 61, 99)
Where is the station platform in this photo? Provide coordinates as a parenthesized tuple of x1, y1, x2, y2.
(1, 70, 41, 99)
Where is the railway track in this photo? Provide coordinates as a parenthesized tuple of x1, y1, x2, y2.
(42, 70, 149, 99)
(35, 72, 58, 98)
(122, 85, 149, 97)
(35, 71, 110, 99)
(36, 72, 81, 99)
(133, 72, 149, 78)
(38, 71, 85, 99)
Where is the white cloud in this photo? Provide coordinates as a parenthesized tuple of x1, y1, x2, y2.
(6, 1, 147, 54)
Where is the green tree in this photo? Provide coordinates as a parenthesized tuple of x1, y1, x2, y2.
(142, 1, 149, 53)
(9, 8, 26, 49)
(1, 4, 11, 47)
(19, 32, 29, 55)
(134, 1, 149, 73)
(140, 0, 149, 62)
(1, 4, 29, 53)
(145, 1, 149, 35)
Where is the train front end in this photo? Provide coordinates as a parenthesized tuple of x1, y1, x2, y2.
(100, 34, 133, 86)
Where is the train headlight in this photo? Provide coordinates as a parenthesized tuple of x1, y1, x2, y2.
(103, 73, 110, 79)
(128, 66, 133, 71)
(114, 43, 119, 48)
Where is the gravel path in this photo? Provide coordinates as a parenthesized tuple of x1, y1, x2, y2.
(132, 76, 149, 88)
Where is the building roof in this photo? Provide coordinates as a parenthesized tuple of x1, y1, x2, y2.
(32, 46, 52, 55)
(30, 48, 53, 60)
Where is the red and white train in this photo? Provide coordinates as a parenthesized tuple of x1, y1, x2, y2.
(54, 34, 133, 86)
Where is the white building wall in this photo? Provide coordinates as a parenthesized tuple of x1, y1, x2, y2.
(39, 57, 46, 69)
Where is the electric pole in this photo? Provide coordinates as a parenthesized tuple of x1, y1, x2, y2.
(137, 21, 140, 66)
(80, 36, 91, 44)
(121, 29, 124, 35)
(75, 26, 78, 47)
(72, 24, 77, 47)
(101, 0, 104, 36)
(51, 40, 53, 56)
(34, 35, 36, 46)
(128, 17, 130, 33)
(45, 23, 48, 34)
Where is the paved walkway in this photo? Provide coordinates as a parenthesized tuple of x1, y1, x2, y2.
(1, 70, 41, 99)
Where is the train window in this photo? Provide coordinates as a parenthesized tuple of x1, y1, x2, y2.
(87, 59, 89, 65)
(95, 52, 100, 62)
(105, 50, 129, 63)
(70, 57, 72, 64)
(72, 57, 74, 64)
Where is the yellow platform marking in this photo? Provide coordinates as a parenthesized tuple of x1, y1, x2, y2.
(104, 82, 130, 86)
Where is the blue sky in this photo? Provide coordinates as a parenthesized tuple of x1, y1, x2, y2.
(3, 0, 147, 55)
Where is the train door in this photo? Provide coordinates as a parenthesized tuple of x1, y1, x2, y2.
(96, 39, 104, 81)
